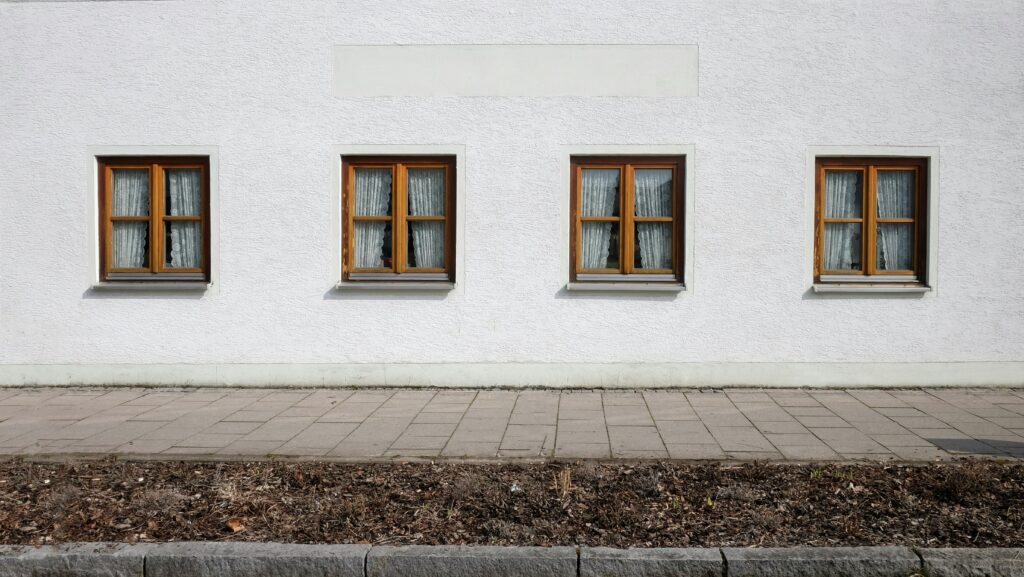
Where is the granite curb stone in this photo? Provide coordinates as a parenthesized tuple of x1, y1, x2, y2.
(0, 543, 149, 577)
(0, 544, 1021, 576)
(721, 546, 921, 577)
(145, 542, 368, 577)
(919, 548, 1024, 577)
(366, 545, 577, 577)
(581, 547, 722, 577)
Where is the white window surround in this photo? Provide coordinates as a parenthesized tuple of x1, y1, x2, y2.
(560, 145, 696, 295)
(331, 144, 466, 294)
(86, 145, 220, 294)
(805, 146, 939, 297)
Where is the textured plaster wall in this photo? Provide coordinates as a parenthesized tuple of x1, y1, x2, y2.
(0, 0, 1022, 369)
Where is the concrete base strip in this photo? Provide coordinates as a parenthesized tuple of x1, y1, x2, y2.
(0, 543, 149, 577)
(367, 545, 576, 577)
(0, 544, 1021, 577)
(920, 548, 1024, 577)
(145, 543, 369, 577)
(581, 547, 723, 577)
(722, 547, 921, 577)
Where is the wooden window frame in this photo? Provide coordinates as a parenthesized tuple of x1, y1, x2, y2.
(570, 155, 685, 283)
(814, 156, 928, 283)
(342, 155, 456, 282)
(98, 156, 211, 282)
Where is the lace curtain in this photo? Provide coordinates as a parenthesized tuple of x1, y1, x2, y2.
(580, 169, 619, 268)
(876, 170, 914, 270)
(823, 170, 862, 270)
(633, 169, 673, 269)
(166, 169, 202, 268)
(111, 169, 150, 268)
(407, 168, 445, 268)
(353, 168, 392, 268)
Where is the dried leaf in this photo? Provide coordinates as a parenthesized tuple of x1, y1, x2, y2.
(226, 518, 246, 533)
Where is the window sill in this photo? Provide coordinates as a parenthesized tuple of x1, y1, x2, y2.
(812, 284, 930, 294)
(565, 282, 685, 293)
(90, 282, 211, 292)
(335, 282, 454, 291)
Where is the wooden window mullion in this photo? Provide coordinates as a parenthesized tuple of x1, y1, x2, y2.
(622, 164, 634, 274)
(865, 165, 876, 275)
(394, 163, 407, 273)
(151, 164, 162, 274)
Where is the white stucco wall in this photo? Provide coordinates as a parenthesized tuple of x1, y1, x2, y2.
(0, 0, 1022, 387)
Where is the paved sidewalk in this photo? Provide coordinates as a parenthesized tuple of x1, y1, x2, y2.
(0, 387, 1023, 461)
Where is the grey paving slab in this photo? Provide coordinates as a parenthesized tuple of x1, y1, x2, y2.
(3, 387, 1024, 462)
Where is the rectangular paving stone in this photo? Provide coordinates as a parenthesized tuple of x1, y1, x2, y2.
(707, 426, 775, 452)
(554, 443, 610, 458)
(656, 421, 716, 444)
(413, 411, 464, 424)
(608, 426, 666, 452)
(391, 435, 450, 450)
(242, 417, 316, 442)
(403, 423, 458, 437)
(776, 444, 839, 460)
(666, 444, 726, 459)
(811, 428, 891, 454)
(764, 433, 823, 446)
(755, 421, 811, 435)
(440, 441, 500, 457)
(278, 422, 359, 450)
(175, 433, 243, 449)
(795, 415, 850, 428)
(870, 434, 932, 447)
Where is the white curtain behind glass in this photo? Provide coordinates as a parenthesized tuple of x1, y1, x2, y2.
(166, 169, 202, 268)
(580, 169, 619, 269)
(407, 168, 445, 268)
(823, 170, 862, 270)
(111, 169, 149, 268)
(876, 170, 914, 270)
(354, 168, 391, 268)
(633, 169, 673, 269)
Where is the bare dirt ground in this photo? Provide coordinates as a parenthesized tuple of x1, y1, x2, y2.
(1, 459, 1021, 547)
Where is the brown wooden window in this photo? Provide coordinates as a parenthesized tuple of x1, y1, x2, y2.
(342, 156, 455, 282)
(570, 156, 684, 283)
(815, 157, 928, 283)
(98, 157, 210, 282)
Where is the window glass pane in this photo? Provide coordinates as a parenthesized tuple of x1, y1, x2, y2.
(354, 168, 392, 216)
(876, 170, 914, 218)
(581, 168, 620, 217)
(353, 221, 391, 268)
(407, 168, 444, 216)
(877, 223, 914, 270)
(165, 168, 202, 216)
(165, 221, 202, 268)
(408, 221, 444, 269)
(633, 169, 673, 217)
(824, 170, 862, 218)
(112, 221, 148, 268)
(111, 169, 150, 216)
(635, 222, 672, 269)
(581, 222, 619, 269)
(823, 222, 862, 271)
